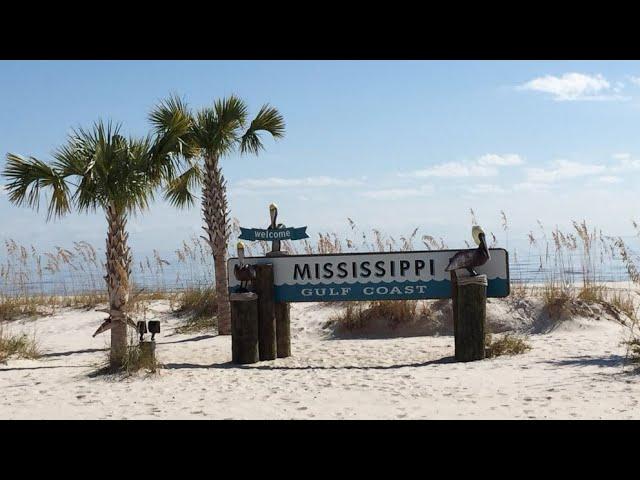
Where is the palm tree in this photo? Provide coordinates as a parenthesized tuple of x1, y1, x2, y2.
(149, 95, 285, 335)
(2, 120, 182, 368)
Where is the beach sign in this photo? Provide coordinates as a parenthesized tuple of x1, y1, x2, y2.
(228, 248, 509, 303)
(238, 226, 309, 242)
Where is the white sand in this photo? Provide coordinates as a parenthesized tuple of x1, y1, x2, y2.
(1, 299, 639, 419)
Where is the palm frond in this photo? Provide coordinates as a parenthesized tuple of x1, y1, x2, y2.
(191, 96, 248, 157)
(164, 163, 202, 208)
(214, 95, 248, 129)
(240, 104, 285, 155)
(3, 153, 71, 219)
(149, 94, 191, 135)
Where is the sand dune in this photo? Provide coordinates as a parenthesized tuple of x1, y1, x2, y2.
(1, 299, 639, 419)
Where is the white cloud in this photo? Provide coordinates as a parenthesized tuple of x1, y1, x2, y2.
(596, 176, 622, 184)
(360, 185, 434, 200)
(0, 185, 5, 195)
(613, 152, 631, 160)
(466, 184, 508, 194)
(402, 153, 523, 179)
(477, 154, 524, 166)
(512, 182, 552, 193)
(235, 176, 364, 189)
(611, 153, 640, 172)
(526, 159, 605, 183)
(628, 76, 640, 86)
(408, 162, 498, 178)
(518, 73, 625, 101)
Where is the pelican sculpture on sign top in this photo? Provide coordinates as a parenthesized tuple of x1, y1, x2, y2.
(445, 225, 490, 276)
(268, 202, 285, 253)
(234, 241, 255, 292)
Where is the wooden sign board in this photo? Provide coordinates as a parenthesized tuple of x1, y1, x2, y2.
(228, 248, 509, 302)
(238, 226, 309, 242)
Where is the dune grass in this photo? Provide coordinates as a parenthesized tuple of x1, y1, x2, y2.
(2, 213, 640, 345)
(0, 324, 40, 363)
(327, 300, 429, 332)
(485, 333, 531, 358)
(172, 286, 217, 334)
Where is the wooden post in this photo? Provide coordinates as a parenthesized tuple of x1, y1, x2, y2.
(254, 264, 277, 361)
(454, 274, 487, 362)
(139, 341, 156, 368)
(230, 292, 259, 364)
(266, 250, 291, 358)
(450, 270, 458, 340)
(274, 302, 291, 357)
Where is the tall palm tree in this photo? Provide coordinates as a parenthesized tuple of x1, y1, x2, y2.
(149, 95, 285, 335)
(2, 120, 183, 368)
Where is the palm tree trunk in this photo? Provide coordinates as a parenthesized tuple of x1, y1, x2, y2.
(202, 155, 232, 335)
(105, 203, 132, 368)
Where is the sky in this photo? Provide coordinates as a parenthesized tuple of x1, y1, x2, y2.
(1, 60, 640, 257)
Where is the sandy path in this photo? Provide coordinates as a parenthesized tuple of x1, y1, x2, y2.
(1, 301, 638, 419)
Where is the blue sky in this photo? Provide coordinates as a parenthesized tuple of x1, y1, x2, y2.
(1, 60, 640, 256)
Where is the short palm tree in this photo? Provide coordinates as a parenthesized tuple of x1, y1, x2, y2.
(149, 95, 285, 335)
(2, 120, 183, 368)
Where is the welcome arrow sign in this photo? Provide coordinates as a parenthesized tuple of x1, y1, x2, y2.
(238, 226, 309, 242)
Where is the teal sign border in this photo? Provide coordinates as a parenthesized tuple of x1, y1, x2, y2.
(228, 248, 510, 302)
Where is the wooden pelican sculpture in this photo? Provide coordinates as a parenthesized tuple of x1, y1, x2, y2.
(268, 202, 285, 253)
(233, 241, 255, 292)
(445, 225, 490, 276)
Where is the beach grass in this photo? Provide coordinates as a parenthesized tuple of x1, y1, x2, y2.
(485, 333, 531, 358)
(173, 285, 218, 333)
(0, 324, 40, 363)
(2, 212, 640, 342)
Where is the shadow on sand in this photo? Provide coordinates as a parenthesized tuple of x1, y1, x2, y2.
(543, 354, 627, 368)
(34, 334, 217, 361)
(0, 364, 87, 372)
(158, 334, 218, 345)
(163, 355, 456, 371)
(41, 347, 108, 358)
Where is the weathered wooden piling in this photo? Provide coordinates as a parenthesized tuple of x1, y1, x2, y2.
(450, 270, 458, 341)
(254, 264, 277, 361)
(266, 250, 291, 358)
(274, 302, 291, 357)
(454, 274, 487, 362)
(230, 292, 260, 364)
